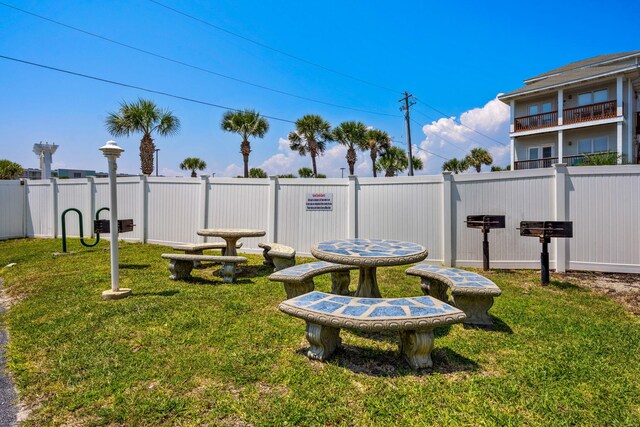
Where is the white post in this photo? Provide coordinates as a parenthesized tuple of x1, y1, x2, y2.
(267, 176, 278, 242)
(558, 130, 564, 164)
(139, 175, 148, 243)
(509, 100, 515, 133)
(198, 175, 209, 243)
(553, 163, 568, 272)
(627, 78, 633, 163)
(99, 140, 131, 300)
(616, 122, 624, 165)
(87, 176, 95, 237)
(348, 176, 357, 238)
(442, 171, 453, 266)
(557, 88, 564, 126)
(616, 76, 624, 164)
(616, 76, 623, 117)
(51, 178, 58, 238)
(510, 137, 516, 170)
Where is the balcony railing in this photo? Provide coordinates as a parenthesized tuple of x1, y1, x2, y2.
(514, 111, 558, 132)
(563, 100, 617, 124)
(513, 100, 619, 132)
(514, 154, 593, 170)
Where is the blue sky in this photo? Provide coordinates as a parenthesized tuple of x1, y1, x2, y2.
(1, 0, 638, 176)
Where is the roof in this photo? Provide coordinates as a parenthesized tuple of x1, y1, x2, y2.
(499, 51, 640, 101)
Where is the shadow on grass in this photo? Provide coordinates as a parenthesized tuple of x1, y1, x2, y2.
(297, 345, 478, 377)
(119, 264, 150, 270)
(181, 275, 255, 286)
(463, 316, 513, 334)
(236, 265, 273, 278)
(349, 324, 453, 343)
(134, 290, 180, 297)
(550, 280, 586, 292)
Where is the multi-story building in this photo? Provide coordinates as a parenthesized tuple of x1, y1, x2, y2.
(499, 51, 640, 170)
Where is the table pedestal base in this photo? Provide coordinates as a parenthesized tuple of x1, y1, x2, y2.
(305, 322, 341, 360)
(355, 267, 381, 298)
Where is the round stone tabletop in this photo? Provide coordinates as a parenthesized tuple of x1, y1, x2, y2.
(311, 239, 428, 267)
(197, 228, 266, 238)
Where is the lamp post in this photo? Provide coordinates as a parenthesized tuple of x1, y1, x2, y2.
(99, 140, 131, 300)
(340, 168, 346, 178)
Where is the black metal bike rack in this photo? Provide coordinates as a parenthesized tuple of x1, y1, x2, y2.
(61, 207, 109, 253)
(466, 215, 505, 271)
(518, 221, 573, 285)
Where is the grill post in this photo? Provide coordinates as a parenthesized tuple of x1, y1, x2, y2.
(482, 227, 490, 271)
(519, 221, 572, 286)
(540, 237, 550, 286)
(466, 215, 505, 271)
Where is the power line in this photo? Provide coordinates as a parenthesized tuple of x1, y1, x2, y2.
(0, 55, 296, 123)
(413, 97, 507, 146)
(146, 0, 402, 95)
(0, 1, 399, 118)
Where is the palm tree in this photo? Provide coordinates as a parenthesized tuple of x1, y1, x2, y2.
(375, 146, 423, 177)
(288, 115, 333, 177)
(365, 129, 391, 177)
(0, 159, 24, 180)
(179, 157, 207, 177)
(249, 167, 268, 178)
(465, 147, 494, 173)
(333, 121, 368, 176)
(221, 109, 269, 178)
(105, 98, 180, 175)
(298, 167, 314, 178)
(442, 158, 469, 174)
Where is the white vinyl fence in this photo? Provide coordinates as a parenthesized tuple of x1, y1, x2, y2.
(1, 164, 639, 273)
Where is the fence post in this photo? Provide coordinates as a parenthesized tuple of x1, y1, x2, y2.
(139, 175, 147, 243)
(442, 172, 453, 266)
(22, 179, 27, 238)
(51, 178, 58, 238)
(87, 176, 95, 237)
(553, 163, 568, 272)
(198, 175, 209, 243)
(348, 176, 358, 238)
(266, 176, 278, 243)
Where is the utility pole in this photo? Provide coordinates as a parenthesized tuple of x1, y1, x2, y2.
(399, 92, 416, 176)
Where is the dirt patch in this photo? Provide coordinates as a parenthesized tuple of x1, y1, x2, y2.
(559, 271, 640, 315)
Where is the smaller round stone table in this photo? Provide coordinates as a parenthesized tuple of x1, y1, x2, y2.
(311, 239, 428, 298)
(197, 228, 266, 257)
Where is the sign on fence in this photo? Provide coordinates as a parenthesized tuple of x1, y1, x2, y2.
(306, 193, 333, 211)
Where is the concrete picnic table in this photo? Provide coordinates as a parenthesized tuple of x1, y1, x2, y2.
(197, 228, 266, 257)
(310, 239, 428, 298)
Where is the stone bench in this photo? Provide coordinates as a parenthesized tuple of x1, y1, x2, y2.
(279, 291, 466, 369)
(258, 242, 296, 271)
(161, 253, 247, 283)
(268, 261, 358, 298)
(171, 242, 243, 267)
(405, 265, 502, 326)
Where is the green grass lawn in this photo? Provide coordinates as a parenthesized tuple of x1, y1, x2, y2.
(1, 238, 639, 426)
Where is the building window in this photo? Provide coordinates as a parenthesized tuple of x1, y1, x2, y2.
(578, 89, 608, 106)
(577, 136, 609, 154)
(528, 146, 553, 160)
(73, 172, 82, 178)
(527, 101, 554, 115)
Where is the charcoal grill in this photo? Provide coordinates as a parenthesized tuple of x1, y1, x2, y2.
(519, 221, 573, 285)
(466, 215, 506, 271)
(94, 219, 135, 234)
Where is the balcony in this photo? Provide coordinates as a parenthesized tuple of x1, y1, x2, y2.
(514, 100, 618, 132)
(514, 155, 588, 170)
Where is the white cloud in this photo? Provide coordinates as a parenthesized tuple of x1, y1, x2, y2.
(418, 95, 510, 174)
(220, 163, 243, 177)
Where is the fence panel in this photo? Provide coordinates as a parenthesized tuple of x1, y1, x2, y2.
(276, 179, 349, 254)
(357, 177, 444, 262)
(146, 177, 202, 245)
(207, 179, 270, 251)
(567, 166, 640, 272)
(56, 179, 91, 238)
(0, 180, 24, 239)
(25, 180, 52, 237)
(452, 170, 555, 268)
(95, 177, 144, 242)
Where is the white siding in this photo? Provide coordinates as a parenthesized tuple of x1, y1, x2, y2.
(0, 181, 24, 239)
(25, 181, 53, 237)
(147, 178, 202, 245)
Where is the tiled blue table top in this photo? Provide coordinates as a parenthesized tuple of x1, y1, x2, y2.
(314, 239, 426, 259)
(268, 261, 356, 282)
(407, 264, 499, 290)
(283, 291, 459, 319)
(273, 262, 344, 276)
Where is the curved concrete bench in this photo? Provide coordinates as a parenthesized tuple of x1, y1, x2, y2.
(405, 265, 501, 326)
(161, 253, 247, 283)
(171, 242, 243, 267)
(279, 291, 466, 369)
(258, 242, 296, 271)
(268, 261, 358, 298)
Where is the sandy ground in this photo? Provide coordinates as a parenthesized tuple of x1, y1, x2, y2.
(559, 271, 640, 315)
